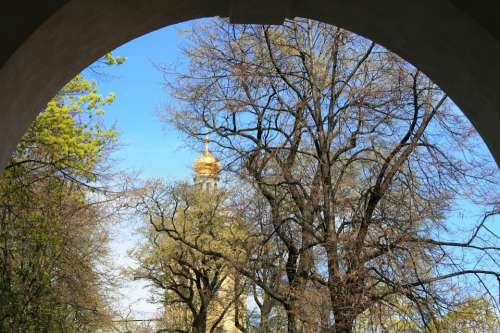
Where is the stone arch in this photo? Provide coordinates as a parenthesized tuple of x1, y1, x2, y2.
(0, 0, 499, 167)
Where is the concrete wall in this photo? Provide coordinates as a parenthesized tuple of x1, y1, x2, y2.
(0, 0, 499, 167)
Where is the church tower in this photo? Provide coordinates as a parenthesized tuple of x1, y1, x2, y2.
(191, 136, 245, 333)
(193, 136, 221, 193)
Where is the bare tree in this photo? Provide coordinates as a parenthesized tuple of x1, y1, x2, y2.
(163, 18, 500, 333)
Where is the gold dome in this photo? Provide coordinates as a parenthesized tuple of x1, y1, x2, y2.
(193, 136, 221, 176)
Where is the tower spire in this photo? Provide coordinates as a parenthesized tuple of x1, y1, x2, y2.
(204, 135, 210, 153)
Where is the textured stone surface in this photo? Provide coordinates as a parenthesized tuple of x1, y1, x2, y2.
(0, 0, 499, 168)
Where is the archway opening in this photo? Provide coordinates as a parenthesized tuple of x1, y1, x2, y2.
(0, 3, 500, 330)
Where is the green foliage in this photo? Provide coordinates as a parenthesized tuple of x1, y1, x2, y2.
(16, 73, 118, 181)
(354, 297, 499, 333)
(102, 52, 127, 65)
(130, 181, 248, 332)
(0, 60, 121, 332)
(428, 298, 499, 333)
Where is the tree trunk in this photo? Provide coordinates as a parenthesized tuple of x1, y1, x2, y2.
(332, 312, 355, 333)
(192, 306, 208, 333)
(285, 303, 297, 333)
(258, 294, 273, 333)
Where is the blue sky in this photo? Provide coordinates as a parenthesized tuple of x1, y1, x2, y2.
(85, 20, 203, 318)
(87, 20, 203, 181)
(81, 18, 499, 319)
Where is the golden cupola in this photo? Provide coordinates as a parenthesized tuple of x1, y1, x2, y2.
(193, 136, 221, 176)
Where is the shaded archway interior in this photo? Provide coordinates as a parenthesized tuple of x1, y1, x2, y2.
(0, 0, 499, 168)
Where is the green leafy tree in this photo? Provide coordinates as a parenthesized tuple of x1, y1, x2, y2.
(0, 55, 122, 332)
(130, 180, 248, 333)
